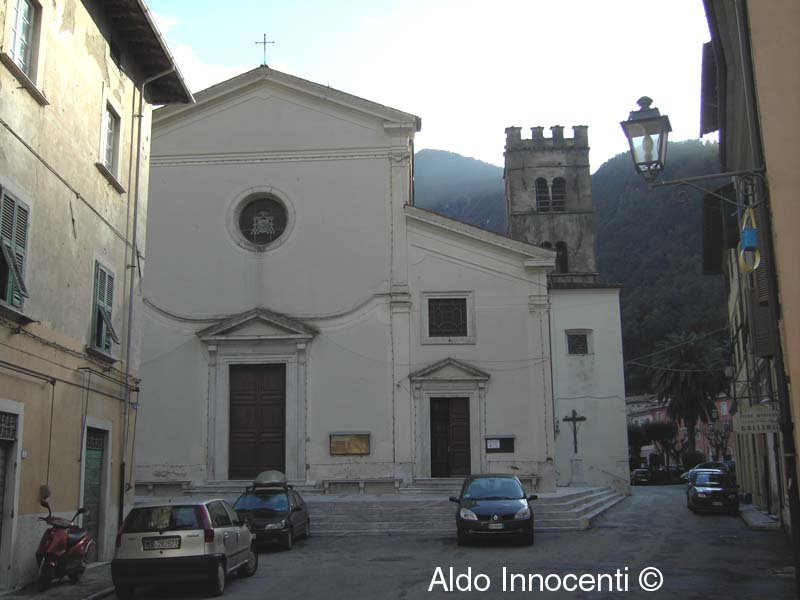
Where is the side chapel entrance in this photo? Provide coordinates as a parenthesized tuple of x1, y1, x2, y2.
(430, 397, 471, 477)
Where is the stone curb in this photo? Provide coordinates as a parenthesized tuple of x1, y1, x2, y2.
(740, 505, 781, 531)
(84, 587, 115, 600)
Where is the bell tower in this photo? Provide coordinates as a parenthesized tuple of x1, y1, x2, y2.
(504, 125, 598, 284)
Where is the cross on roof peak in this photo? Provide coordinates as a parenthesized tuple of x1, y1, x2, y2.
(255, 34, 275, 66)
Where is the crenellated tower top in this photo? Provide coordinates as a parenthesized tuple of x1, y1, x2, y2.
(504, 125, 589, 150)
(504, 124, 597, 283)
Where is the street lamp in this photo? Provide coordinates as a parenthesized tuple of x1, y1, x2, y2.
(620, 97, 672, 183)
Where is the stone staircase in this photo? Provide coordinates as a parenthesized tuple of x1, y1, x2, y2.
(136, 479, 626, 536)
(306, 485, 625, 536)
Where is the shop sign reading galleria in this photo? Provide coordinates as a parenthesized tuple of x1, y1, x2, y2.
(733, 404, 780, 434)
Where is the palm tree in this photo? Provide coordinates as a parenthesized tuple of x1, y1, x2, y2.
(649, 332, 727, 454)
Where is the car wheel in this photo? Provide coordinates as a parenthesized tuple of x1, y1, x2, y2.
(239, 545, 258, 578)
(115, 585, 136, 600)
(457, 528, 467, 546)
(282, 528, 294, 551)
(522, 527, 534, 546)
(209, 560, 226, 597)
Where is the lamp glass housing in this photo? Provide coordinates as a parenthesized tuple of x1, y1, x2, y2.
(621, 99, 672, 183)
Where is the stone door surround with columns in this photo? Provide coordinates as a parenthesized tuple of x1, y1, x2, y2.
(409, 358, 490, 478)
(197, 308, 317, 482)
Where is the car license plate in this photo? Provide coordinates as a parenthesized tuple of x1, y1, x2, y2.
(142, 536, 181, 550)
(488, 523, 504, 530)
(712, 501, 723, 507)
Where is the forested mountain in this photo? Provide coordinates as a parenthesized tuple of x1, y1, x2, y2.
(414, 141, 728, 393)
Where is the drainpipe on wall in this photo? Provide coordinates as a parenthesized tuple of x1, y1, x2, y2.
(118, 67, 175, 529)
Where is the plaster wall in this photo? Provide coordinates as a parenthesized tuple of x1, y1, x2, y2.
(747, 0, 800, 488)
(550, 288, 629, 492)
(0, 0, 158, 588)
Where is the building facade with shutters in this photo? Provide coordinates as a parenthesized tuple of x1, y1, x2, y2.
(136, 66, 630, 499)
(0, 0, 191, 588)
(700, 0, 800, 525)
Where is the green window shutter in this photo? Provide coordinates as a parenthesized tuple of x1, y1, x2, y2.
(11, 201, 29, 306)
(1, 191, 29, 306)
(92, 262, 119, 352)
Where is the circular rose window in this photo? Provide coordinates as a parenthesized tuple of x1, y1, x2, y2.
(238, 196, 288, 246)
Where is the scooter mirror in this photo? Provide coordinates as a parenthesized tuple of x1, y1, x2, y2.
(77, 507, 86, 515)
(39, 484, 51, 503)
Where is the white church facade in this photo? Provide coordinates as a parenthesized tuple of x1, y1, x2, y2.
(136, 66, 628, 494)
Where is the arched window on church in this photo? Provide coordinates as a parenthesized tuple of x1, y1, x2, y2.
(534, 178, 550, 212)
(555, 241, 569, 273)
(551, 178, 566, 211)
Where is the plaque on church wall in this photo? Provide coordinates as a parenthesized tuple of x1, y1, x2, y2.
(485, 436, 514, 453)
(330, 433, 371, 456)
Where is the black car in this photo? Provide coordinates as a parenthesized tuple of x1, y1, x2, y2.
(234, 475, 310, 550)
(686, 469, 739, 515)
(449, 474, 536, 545)
(631, 468, 651, 485)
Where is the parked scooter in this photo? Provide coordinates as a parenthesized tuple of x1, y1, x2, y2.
(35, 486, 94, 591)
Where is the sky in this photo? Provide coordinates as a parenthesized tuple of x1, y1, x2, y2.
(147, 0, 713, 172)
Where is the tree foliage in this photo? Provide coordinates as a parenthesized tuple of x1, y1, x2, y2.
(643, 420, 679, 467)
(648, 331, 727, 453)
(627, 424, 649, 463)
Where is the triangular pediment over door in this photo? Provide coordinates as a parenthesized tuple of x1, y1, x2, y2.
(409, 357, 491, 384)
(197, 308, 318, 343)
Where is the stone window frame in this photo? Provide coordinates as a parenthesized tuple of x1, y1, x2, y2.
(534, 177, 550, 212)
(225, 185, 296, 254)
(551, 177, 567, 211)
(420, 291, 476, 345)
(0, 0, 49, 105)
(95, 89, 126, 193)
(565, 328, 593, 356)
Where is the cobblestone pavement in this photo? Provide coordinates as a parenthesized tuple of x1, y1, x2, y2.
(5, 486, 795, 599)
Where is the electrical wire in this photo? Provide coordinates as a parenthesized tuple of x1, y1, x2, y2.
(624, 326, 729, 365)
(627, 360, 724, 374)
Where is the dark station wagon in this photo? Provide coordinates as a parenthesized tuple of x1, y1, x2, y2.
(234, 471, 310, 550)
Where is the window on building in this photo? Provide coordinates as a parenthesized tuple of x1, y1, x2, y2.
(0, 189, 30, 308)
(534, 178, 550, 212)
(551, 177, 566, 211)
(428, 298, 468, 337)
(10, 0, 38, 79)
(103, 104, 121, 174)
(91, 261, 119, 353)
(422, 292, 475, 344)
(566, 331, 590, 355)
(555, 241, 569, 274)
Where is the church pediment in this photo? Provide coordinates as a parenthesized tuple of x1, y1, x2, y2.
(197, 308, 317, 342)
(409, 358, 490, 382)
